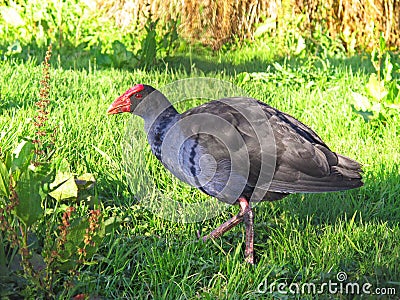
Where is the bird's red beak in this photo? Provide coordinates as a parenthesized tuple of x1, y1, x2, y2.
(107, 84, 146, 115)
(107, 94, 131, 115)
(107, 86, 141, 115)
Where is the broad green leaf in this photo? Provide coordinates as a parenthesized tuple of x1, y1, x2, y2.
(112, 40, 128, 66)
(49, 172, 78, 201)
(7, 41, 22, 55)
(351, 107, 374, 122)
(96, 53, 112, 67)
(12, 140, 35, 172)
(65, 217, 88, 255)
(57, 217, 88, 270)
(58, 214, 104, 270)
(35, 162, 56, 196)
(141, 28, 157, 67)
(112, 40, 136, 67)
(386, 81, 400, 105)
(14, 170, 43, 226)
(351, 92, 375, 122)
(366, 74, 388, 101)
(0, 159, 9, 198)
(351, 92, 370, 111)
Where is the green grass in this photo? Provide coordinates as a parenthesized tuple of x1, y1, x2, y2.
(1, 46, 399, 299)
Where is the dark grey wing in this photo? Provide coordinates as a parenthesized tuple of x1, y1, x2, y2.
(258, 101, 363, 193)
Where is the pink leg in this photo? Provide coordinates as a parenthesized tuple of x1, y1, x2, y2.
(202, 197, 255, 264)
(243, 206, 254, 264)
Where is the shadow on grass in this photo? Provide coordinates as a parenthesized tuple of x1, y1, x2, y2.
(276, 164, 400, 226)
(0, 40, 384, 77)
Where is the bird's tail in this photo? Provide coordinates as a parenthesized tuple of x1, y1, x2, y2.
(330, 154, 363, 189)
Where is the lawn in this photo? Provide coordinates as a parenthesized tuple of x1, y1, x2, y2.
(1, 43, 399, 299)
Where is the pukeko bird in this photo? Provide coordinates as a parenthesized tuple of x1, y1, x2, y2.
(107, 83, 363, 264)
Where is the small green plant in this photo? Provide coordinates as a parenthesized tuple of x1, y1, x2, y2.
(135, 16, 179, 68)
(0, 1, 180, 70)
(99, 16, 179, 69)
(352, 33, 400, 124)
(0, 44, 115, 298)
(236, 55, 336, 90)
(0, 46, 57, 295)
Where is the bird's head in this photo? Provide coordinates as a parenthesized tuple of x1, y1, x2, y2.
(107, 84, 156, 115)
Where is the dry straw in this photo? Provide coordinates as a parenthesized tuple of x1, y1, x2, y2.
(90, 0, 399, 50)
(295, 0, 399, 50)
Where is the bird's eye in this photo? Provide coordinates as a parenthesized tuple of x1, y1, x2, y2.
(135, 93, 143, 99)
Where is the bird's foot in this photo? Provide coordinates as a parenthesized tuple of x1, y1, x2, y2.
(196, 230, 209, 242)
(245, 253, 255, 264)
